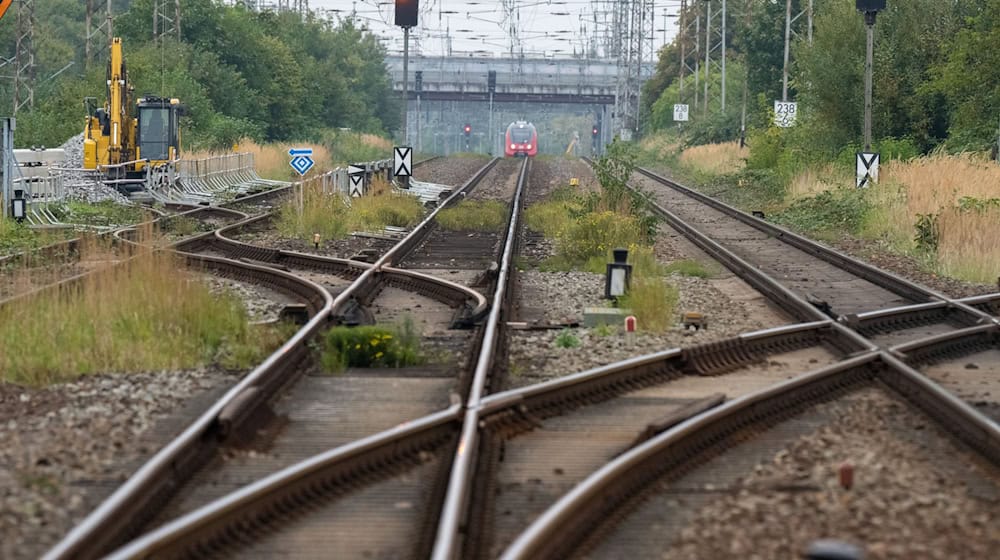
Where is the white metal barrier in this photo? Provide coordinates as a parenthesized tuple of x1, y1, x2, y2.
(162, 152, 290, 203)
(10, 148, 68, 225)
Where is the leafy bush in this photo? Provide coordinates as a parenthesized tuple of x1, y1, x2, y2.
(772, 188, 871, 235)
(319, 319, 423, 372)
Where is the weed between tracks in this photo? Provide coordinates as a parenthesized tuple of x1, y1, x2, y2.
(0, 227, 290, 386)
(525, 143, 678, 332)
(318, 318, 425, 372)
(276, 177, 425, 242)
(436, 200, 508, 231)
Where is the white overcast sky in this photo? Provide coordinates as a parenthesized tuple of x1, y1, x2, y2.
(309, 1, 681, 59)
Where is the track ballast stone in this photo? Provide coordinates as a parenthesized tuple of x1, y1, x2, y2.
(664, 388, 1000, 559)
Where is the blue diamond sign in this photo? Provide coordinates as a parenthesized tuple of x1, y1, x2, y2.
(288, 148, 315, 176)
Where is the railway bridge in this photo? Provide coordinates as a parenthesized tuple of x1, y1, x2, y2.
(386, 55, 653, 155)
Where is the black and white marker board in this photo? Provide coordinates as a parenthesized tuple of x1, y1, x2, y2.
(393, 146, 412, 177)
(856, 152, 880, 188)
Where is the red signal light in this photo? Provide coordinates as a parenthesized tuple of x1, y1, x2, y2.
(464, 124, 471, 135)
(592, 127, 599, 136)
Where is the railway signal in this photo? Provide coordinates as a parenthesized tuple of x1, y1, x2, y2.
(464, 124, 472, 136)
(592, 126, 599, 138)
(487, 70, 496, 93)
(394, 0, 418, 27)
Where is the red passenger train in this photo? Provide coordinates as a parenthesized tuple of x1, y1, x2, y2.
(504, 121, 538, 157)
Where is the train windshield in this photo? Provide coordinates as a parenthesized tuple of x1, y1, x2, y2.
(510, 126, 533, 143)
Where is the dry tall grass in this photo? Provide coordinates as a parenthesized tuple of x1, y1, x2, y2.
(639, 133, 683, 162)
(937, 207, 1000, 281)
(679, 141, 748, 176)
(1, 227, 284, 386)
(879, 153, 1000, 282)
(786, 165, 851, 200)
(885, 152, 1000, 216)
(276, 179, 425, 242)
(242, 140, 334, 181)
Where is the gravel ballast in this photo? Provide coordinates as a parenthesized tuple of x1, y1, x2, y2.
(0, 368, 240, 559)
(508, 158, 789, 387)
(663, 388, 1000, 559)
(0, 273, 291, 559)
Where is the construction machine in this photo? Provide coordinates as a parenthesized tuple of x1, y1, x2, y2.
(83, 37, 183, 193)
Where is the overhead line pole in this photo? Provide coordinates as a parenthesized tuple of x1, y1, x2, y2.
(782, 0, 791, 102)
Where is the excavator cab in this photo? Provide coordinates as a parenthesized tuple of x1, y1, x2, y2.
(135, 96, 183, 170)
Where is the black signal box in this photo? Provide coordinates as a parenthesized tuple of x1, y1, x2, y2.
(395, 0, 419, 27)
(855, 0, 885, 12)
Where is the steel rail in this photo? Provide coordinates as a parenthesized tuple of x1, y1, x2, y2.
(44, 156, 494, 559)
(0, 203, 243, 268)
(43, 257, 335, 560)
(890, 324, 999, 365)
(84, 157, 513, 558)
(501, 349, 1000, 559)
(635, 165, 1000, 330)
(477, 320, 868, 423)
(103, 405, 465, 559)
(203, 212, 490, 320)
(0, 206, 249, 309)
(432, 157, 531, 560)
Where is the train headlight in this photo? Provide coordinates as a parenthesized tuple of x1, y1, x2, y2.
(511, 143, 516, 150)
(526, 144, 532, 150)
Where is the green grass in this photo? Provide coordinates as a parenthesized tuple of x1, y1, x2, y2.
(618, 246, 679, 333)
(664, 259, 712, 278)
(276, 182, 425, 242)
(0, 218, 81, 256)
(771, 188, 870, 236)
(55, 200, 146, 227)
(436, 200, 508, 231)
(0, 247, 291, 386)
(319, 317, 424, 372)
(554, 328, 580, 348)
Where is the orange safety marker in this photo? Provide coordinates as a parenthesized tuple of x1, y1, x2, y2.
(0, 0, 13, 22)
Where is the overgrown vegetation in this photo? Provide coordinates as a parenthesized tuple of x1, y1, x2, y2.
(436, 200, 508, 231)
(554, 329, 580, 349)
(0, 220, 74, 255)
(524, 146, 678, 331)
(319, 318, 424, 372)
(52, 201, 147, 228)
(636, 0, 1000, 284)
(0, 231, 290, 386)
(618, 247, 680, 332)
(276, 178, 425, 242)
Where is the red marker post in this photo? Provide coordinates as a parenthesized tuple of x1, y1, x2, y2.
(839, 462, 854, 490)
(624, 315, 637, 348)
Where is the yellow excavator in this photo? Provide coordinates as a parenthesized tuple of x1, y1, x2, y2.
(83, 37, 183, 192)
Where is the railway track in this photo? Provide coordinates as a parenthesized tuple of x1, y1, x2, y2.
(44, 156, 527, 559)
(501, 347, 1000, 558)
(630, 166, 997, 322)
(0, 204, 248, 303)
(39, 155, 1000, 558)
